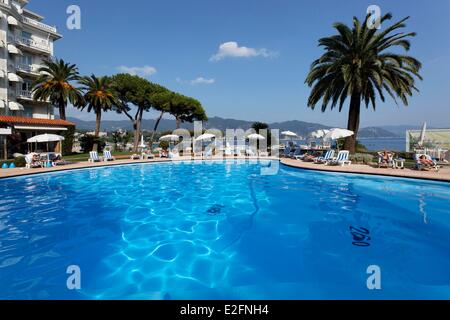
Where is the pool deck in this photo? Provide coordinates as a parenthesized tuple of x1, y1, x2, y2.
(281, 158, 450, 182)
(1, 156, 449, 182)
(0, 156, 273, 179)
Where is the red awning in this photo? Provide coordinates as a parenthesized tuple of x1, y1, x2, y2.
(0, 116, 75, 127)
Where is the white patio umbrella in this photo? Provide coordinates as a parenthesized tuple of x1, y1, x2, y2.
(27, 134, 65, 153)
(138, 135, 146, 149)
(247, 133, 266, 140)
(27, 134, 65, 143)
(418, 122, 427, 147)
(195, 133, 216, 141)
(281, 131, 298, 138)
(310, 129, 330, 139)
(159, 134, 180, 141)
(323, 128, 354, 141)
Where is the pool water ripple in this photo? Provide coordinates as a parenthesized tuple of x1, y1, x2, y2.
(0, 161, 449, 299)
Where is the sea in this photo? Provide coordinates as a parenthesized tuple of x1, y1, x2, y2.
(289, 137, 407, 152)
(358, 137, 406, 152)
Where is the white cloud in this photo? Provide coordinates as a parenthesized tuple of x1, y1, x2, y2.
(177, 76, 215, 85)
(117, 65, 157, 77)
(209, 41, 277, 62)
(190, 77, 215, 85)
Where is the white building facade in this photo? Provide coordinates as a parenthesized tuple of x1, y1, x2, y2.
(0, 0, 74, 159)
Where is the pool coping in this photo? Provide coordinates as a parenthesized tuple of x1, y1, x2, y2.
(280, 158, 450, 183)
(1, 156, 449, 183)
(0, 156, 278, 180)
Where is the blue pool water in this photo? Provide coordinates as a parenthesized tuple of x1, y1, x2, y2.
(0, 160, 449, 300)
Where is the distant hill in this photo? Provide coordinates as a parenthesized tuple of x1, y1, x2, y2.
(68, 116, 399, 138)
(358, 127, 400, 138)
(68, 116, 331, 137)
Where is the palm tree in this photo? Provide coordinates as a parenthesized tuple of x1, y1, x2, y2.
(33, 59, 83, 120)
(305, 13, 422, 153)
(78, 75, 118, 151)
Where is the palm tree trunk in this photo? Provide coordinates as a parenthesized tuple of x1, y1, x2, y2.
(343, 92, 361, 154)
(59, 100, 66, 120)
(93, 111, 101, 152)
(176, 117, 181, 129)
(133, 108, 144, 152)
(150, 111, 164, 150)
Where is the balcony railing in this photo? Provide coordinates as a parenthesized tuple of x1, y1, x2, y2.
(16, 90, 34, 100)
(16, 64, 41, 75)
(22, 16, 58, 34)
(14, 37, 51, 53)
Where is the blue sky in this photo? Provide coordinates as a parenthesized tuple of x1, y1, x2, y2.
(29, 0, 450, 127)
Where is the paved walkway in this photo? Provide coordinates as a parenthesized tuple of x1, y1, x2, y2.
(0, 156, 271, 179)
(1, 157, 449, 182)
(281, 158, 450, 182)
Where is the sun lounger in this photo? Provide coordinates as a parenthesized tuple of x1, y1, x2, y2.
(414, 154, 440, 171)
(25, 153, 42, 169)
(168, 151, 180, 159)
(314, 150, 335, 164)
(88, 151, 102, 162)
(102, 150, 115, 161)
(204, 149, 213, 158)
(282, 146, 291, 158)
(378, 151, 395, 168)
(291, 148, 302, 159)
(327, 150, 352, 166)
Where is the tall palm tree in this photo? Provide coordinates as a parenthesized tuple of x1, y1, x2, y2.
(78, 75, 118, 151)
(33, 59, 83, 120)
(305, 13, 422, 153)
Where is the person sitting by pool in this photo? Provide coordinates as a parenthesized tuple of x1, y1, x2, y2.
(418, 154, 435, 166)
(303, 151, 322, 162)
(52, 154, 70, 166)
(378, 150, 394, 168)
(159, 149, 169, 158)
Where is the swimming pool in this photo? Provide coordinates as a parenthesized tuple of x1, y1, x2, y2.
(0, 160, 449, 299)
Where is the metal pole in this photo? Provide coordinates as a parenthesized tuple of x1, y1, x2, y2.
(3, 136, 7, 160)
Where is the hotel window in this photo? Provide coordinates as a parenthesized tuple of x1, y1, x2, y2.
(22, 81, 33, 92)
(23, 106, 33, 118)
(21, 54, 33, 66)
(22, 31, 32, 40)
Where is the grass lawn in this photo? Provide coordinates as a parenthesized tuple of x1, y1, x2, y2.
(63, 151, 136, 162)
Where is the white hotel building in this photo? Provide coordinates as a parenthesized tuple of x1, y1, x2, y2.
(0, 0, 74, 159)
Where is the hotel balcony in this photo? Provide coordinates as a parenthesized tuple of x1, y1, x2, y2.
(16, 63, 42, 77)
(16, 37, 51, 54)
(21, 16, 58, 34)
(14, 90, 49, 103)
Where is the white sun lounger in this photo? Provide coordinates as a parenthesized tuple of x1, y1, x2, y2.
(414, 153, 440, 171)
(102, 150, 115, 161)
(314, 149, 335, 164)
(327, 150, 351, 166)
(88, 151, 102, 162)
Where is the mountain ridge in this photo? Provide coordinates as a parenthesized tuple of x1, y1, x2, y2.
(67, 116, 402, 138)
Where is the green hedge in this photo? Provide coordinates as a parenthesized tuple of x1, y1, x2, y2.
(349, 153, 375, 164)
(62, 126, 75, 156)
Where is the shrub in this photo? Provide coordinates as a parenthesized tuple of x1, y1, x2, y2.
(62, 126, 75, 156)
(14, 156, 26, 168)
(79, 135, 106, 153)
(350, 153, 374, 164)
(159, 141, 169, 150)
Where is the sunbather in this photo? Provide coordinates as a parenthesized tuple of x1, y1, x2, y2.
(160, 149, 169, 158)
(418, 155, 435, 166)
(378, 150, 394, 168)
(303, 151, 322, 162)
